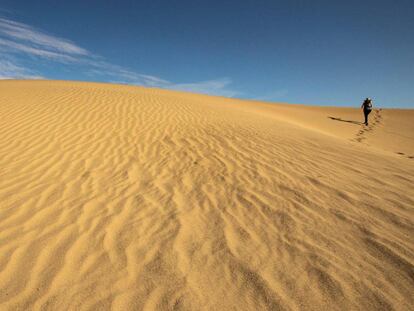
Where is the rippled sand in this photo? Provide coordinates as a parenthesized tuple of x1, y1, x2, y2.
(0, 80, 413, 310)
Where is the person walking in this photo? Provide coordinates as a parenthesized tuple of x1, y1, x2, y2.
(361, 98, 373, 125)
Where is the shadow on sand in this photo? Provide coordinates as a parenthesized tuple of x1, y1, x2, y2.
(328, 117, 361, 125)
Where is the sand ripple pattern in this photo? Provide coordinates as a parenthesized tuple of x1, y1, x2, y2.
(0, 81, 413, 310)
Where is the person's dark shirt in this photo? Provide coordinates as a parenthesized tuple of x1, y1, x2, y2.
(362, 100, 372, 110)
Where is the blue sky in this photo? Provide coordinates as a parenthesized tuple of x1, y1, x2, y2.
(0, 1, 413, 107)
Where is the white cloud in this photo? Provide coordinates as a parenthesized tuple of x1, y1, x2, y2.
(0, 59, 44, 79)
(86, 63, 171, 87)
(0, 38, 78, 62)
(0, 16, 239, 97)
(0, 17, 89, 56)
(254, 89, 289, 101)
(168, 78, 239, 97)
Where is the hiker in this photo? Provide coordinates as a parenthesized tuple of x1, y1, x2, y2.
(361, 98, 373, 125)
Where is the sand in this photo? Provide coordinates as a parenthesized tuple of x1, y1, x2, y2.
(0, 80, 413, 310)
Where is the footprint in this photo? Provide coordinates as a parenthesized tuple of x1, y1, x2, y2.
(353, 109, 382, 143)
(354, 137, 365, 143)
(394, 152, 414, 159)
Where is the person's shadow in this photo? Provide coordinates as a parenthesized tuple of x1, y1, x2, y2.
(328, 117, 362, 125)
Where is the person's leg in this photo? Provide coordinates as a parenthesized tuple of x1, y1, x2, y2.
(365, 110, 371, 125)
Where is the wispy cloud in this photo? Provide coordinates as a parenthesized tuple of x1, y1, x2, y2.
(0, 37, 78, 62)
(88, 64, 171, 87)
(0, 17, 89, 56)
(168, 78, 238, 97)
(254, 89, 289, 101)
(0, 15, 239, 97)
(0, 58, 44, 79)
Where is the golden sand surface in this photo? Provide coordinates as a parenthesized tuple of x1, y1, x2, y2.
(0, 80, 413, 310)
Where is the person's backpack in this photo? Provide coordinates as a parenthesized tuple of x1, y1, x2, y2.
(365, 99, 373, 110)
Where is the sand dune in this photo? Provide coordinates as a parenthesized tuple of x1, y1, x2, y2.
(0, 80, 413, 310)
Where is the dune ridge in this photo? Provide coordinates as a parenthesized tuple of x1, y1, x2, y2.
(0, 80, 413, 310)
